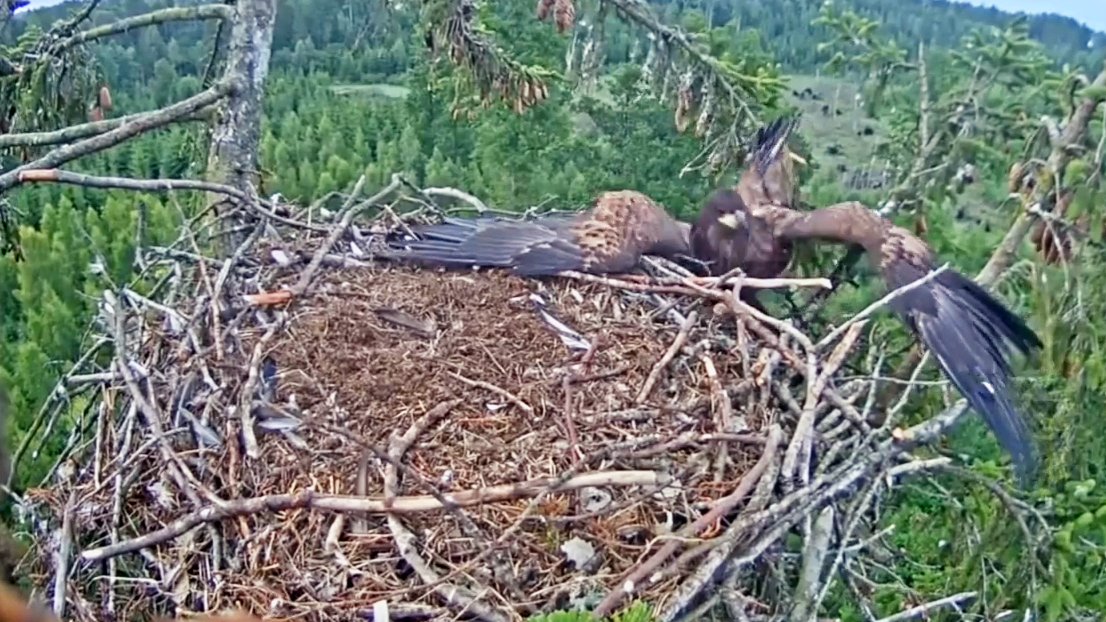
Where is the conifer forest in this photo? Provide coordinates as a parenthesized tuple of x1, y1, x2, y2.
(0, 0, 1103, 621)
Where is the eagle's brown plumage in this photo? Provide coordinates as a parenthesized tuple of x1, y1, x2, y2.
(689, 116, 804, 312)
(695, 192, 1043, 484)
(389, 190, 691, 276)
(690, 116, 803, 280)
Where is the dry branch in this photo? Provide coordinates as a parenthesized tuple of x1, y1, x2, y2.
(0, 110, 212, 149)
(0, 81, 234, 193)
(54, 5, 232, 52)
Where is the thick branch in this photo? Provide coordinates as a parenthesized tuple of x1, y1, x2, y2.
(16, 169, 252, 200)
(0, 81, 234, 194)
(0, 109, 212, 149)
(55, 5, 232, 53)
(80, 470, 664, 562)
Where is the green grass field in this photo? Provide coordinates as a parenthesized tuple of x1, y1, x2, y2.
(329, 83, 412, 99)
(785, 74, 888, 186)
(784, 74, 998, 227)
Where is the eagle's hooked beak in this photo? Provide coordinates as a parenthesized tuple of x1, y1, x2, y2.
(788, 151, 808, 165)
(717, 212, 744, 229)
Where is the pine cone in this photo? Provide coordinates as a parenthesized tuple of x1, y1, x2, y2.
(553, 0, 575, 33)
(98, 85, 112, 111)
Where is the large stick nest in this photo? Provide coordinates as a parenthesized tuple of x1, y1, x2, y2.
(14, 179, 968, 622)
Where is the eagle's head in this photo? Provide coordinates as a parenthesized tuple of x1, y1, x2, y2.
(703, 188, 748, 231)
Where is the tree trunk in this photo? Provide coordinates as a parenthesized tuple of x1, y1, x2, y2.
(204, 0, 277, 254)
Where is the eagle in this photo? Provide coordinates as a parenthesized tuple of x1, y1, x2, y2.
(697, 189, 1043, 484)
(690, 115, 806, 311)
(690, 115, 804, 279)
(387, 190, 692, 276)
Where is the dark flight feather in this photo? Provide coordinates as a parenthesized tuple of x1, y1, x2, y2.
(388, 190, 692, 276)
(694, 194, 1042, 484)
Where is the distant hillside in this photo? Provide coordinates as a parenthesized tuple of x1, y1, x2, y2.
(643, 0, 1103, 71)
(5, 0, 1104, 77)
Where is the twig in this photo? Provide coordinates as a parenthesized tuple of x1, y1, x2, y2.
(448, 371, 534, 414)
(816, 265, 948, 351)
(289, 174, 396, 297)
(55, 4, 232, 52)
(636, 310, 698, 403)
(80, 470, 663, 562)
(783, 321, 865, 489)
(382, 402, 510, 622)
(237, 318, 285, 459)
(0, 110, 211, 149)
(17, 169, 257, 203)
(420, 186, 492, 213)
(50, 489, 77, 617)
(384, 400, 462, 508)
(593, 425, 783, 619)
(872, 592, 977, 622)
(701, 353, 734, 483)
(789, 505, 836, 622)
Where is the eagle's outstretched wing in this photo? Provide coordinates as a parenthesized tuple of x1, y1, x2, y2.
(389, 190, 691, 276)
(768, 201, 1043, 484)
(880, 247, 1041, 483)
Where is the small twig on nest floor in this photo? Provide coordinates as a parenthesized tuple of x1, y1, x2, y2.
(561, 375, 580, 465)
(636, 310, 698, 404)
(237, 317, 285, 460)
(701, 353, 735, 483)
(383, 395, 505, 621)
(448, 371, 534, 414)
(289, 174, 401, 297)
(79, 471, 663, 562)
(384, 399, 462, 508)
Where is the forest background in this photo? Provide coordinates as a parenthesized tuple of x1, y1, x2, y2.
(0, 0, 1104, 620)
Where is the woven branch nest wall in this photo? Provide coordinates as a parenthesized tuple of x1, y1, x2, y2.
(13, 202, 926, 622)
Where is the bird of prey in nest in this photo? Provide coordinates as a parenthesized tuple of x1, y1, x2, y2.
(694, 187, 1044, 485)
(387, 190, 692, 276)
(690, 117, 1042, 483)
(690, 115, 807, 278)
(689, 115, 808, 311)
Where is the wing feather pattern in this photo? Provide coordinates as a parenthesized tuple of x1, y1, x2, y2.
(886, 259, 1041, 484)
(388, 191, 690, 276)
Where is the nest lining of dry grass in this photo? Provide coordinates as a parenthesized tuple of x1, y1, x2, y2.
(13, 176, 973, 622)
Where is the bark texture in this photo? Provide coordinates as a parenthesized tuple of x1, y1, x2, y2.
(204, 0, 277, 251)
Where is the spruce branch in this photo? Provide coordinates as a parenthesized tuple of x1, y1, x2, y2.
(0, 80, 234, 194)
(596, 0, 786, 173)
(423, 0, 555, 117)
(0, 109, 213, 149)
